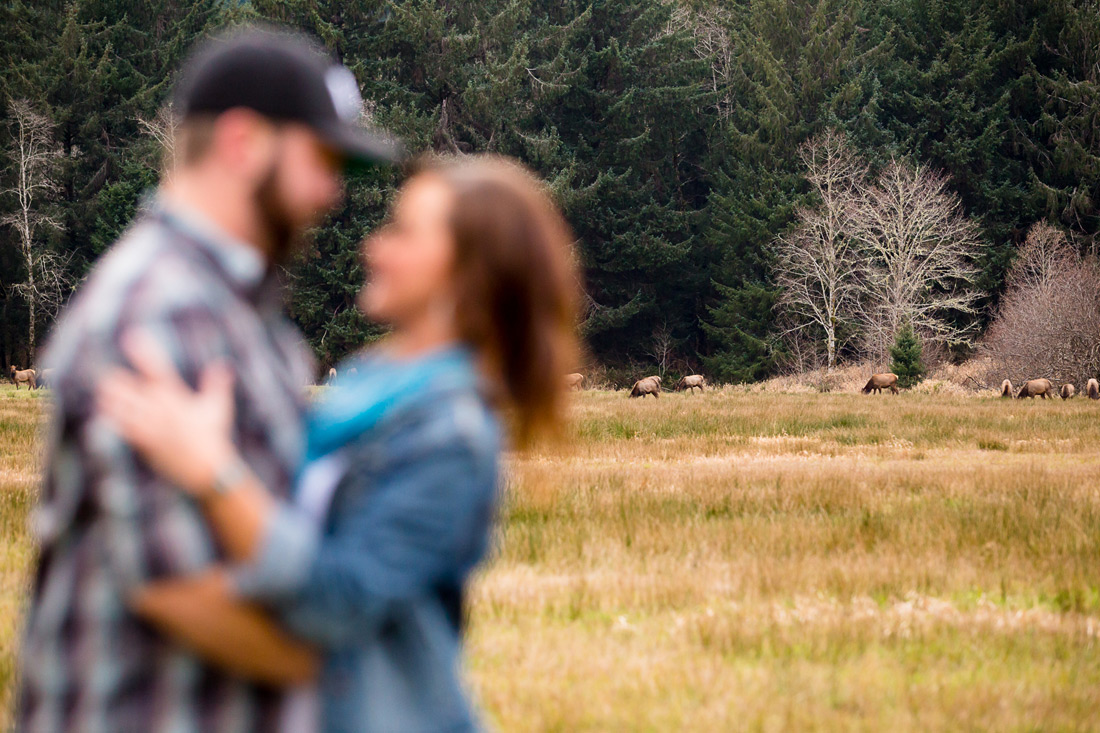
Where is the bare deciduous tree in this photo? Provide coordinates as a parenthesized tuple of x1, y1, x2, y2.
(669, 4, 736, 119)
(773, 130, 866, 371)
(774, 310, 825, 375)
(1, 99, 70, 364)
(846, 159, 983, 359)
(647, 322, 677, 378)
(772, 131, 985, 371)
(136, 103, 178, 175)
(982, 222, 1100, 386)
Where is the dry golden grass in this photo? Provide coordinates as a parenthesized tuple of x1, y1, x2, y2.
(2, 384, 1100, 730)
(466, 389, 1100, 731)
(0, 384, 45, 727)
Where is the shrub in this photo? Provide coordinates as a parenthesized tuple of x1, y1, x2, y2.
(889, 323, 925, 388)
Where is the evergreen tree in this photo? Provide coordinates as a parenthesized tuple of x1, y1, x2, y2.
(695, 0, 871, 379)
(1026, 0, 1100, 254)
(0, 0, 229, 359)
(701, 280, 778, 383)
(3, 0, 1099, 378)
(519, 0, 712, 361)
(888, 322, 924, 388)
(857, 0, 1064, 322)
(253, 0, 715, 366)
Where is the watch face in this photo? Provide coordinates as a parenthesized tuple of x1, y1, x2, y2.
(213, 457, 249, 496)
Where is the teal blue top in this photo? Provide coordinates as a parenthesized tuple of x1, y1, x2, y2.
(234, 345, 501, 733)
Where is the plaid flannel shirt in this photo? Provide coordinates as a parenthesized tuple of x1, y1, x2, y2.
(18, 198, 314, 732)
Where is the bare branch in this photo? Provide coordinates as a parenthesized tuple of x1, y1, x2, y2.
(646, 322, 678, 378)
(3, 98, 68, 363)
(981, 222, 1100, 386)
(845, 158, 983, 360)
(771, 130, 866, 371)
(137, 103, 179, 174)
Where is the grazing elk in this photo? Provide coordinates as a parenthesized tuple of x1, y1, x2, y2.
(564, 373, 584, 391)
(327, 367, 337, 383)
(37, 368, 54, 389)
(629, 375, 661, 399)
(1000, 379, 1013, 398)
(1016, 378, 1054, 399)
(1060, 383, 1076, 400)
(1088, 378, 1100, 400)
(10, 366, 37, 390)
(675, 374, 706, 394)
(861, 373, 899, 394)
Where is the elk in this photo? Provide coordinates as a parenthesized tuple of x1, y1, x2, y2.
(10, 366, 37, 390)
(1060, 383, 1076, 400)
(1088, 378, 1099, 400)
(629, 375, 661, 399)
(861, 373, 899, 394)
(1000, 379, 1013, 398)
(564, 373, 584, 391)
(674, 375, 706, 394)
(1016, 378, 1054, 399)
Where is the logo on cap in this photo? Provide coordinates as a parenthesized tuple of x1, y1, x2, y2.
(324, 66, 365, 123)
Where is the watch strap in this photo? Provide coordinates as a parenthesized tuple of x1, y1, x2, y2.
(210, 455, 250, 498)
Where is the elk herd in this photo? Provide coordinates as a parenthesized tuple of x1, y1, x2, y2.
(566, 369, 1100, 400)
(1000, 377, 1100, 400)
(627, 374, 709, 397)
(560, 372, 710, 398)
(858, 371, 1100, 400)
(13, 361, 1100, 403)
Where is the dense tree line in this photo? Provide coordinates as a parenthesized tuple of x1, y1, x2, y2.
(2, 0, 1098, 381)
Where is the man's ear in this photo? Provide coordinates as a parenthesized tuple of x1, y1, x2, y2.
(212, 109, 277, 182)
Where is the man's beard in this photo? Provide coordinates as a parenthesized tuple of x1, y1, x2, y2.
(254, 160, 300, 267)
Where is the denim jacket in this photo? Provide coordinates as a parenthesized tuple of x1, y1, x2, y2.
(233, 345, 501, 733)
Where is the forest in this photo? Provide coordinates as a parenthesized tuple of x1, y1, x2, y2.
(2, 0, 1098, 382)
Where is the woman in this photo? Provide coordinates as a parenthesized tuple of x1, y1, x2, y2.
(96, 154, 580, 732)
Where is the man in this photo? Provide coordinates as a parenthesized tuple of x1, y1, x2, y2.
(18, 26, 400, 731)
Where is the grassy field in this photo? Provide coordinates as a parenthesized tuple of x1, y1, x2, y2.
(2, 384, 1100, 730)
(0, 385, 46, 726)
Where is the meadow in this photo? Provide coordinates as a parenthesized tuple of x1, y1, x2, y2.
(2, 384, 1099, 730)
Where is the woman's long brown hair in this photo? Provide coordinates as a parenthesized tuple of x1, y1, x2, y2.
(411, 155, 581, 447)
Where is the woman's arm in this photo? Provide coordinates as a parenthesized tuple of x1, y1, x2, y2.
(97, 333, 499, 647)
(94, 331, 280, 563)
(195, 471, 278, 563)
(238, 419, 499, 648)
(129, 569, 319, 686)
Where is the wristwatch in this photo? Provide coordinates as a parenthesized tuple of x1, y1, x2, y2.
(208, 455, 250, 499)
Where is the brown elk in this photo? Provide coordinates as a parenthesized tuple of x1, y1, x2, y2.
(1060, 383, 1076, 400)
(629, 375, 661, 399)
(9, 366, 37, 390)
(675, 374, 706, 394)
(1016, 378, 1054, 399)
(1088, 378, 1099, 400)
(1000, 379, 1013, 398)
(564, 373, 584, 391)
(861, 373, 899, 394)
(37, 368, 54, 389)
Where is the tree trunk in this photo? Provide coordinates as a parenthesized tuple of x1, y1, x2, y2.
(24, 246, 36, 366)
(1, 296, 8, 368)
(27, 294, 36, 366)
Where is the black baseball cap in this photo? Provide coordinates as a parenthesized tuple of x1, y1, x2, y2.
(174, 26, 403, 166)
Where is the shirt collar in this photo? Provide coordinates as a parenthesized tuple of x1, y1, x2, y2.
(147, 193, 270, 296)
